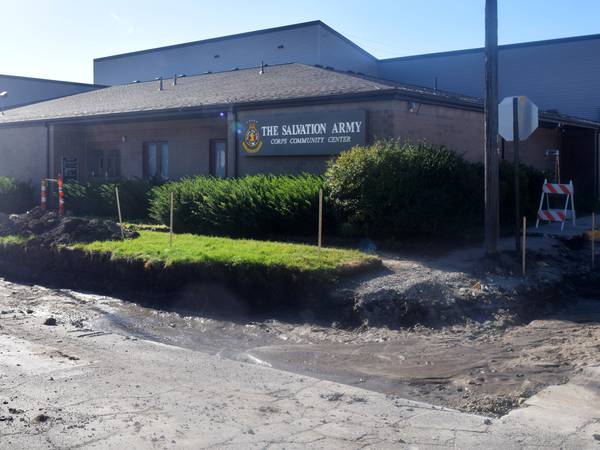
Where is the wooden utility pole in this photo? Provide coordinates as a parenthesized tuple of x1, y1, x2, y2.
(484, 0, 500, 256)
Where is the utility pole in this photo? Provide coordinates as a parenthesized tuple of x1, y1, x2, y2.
(512, 97, 521, 253)
(484, 0, 500, 256)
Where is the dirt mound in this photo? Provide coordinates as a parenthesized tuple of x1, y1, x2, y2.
(0, 208, 138, 246)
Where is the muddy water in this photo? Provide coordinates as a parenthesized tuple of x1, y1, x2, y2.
(90, 290, 600, 416)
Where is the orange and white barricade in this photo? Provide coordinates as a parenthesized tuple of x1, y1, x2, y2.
(39, 177, 66, 215)
(40, 179, 48, 211)
(535, 179, 575, 230)
(58, 176, 64, 215)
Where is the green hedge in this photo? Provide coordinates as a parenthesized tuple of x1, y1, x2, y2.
(64, 179, 158, 220)
(0, 177, 34, 214)
(325, 140, 544, 238)
(149, 174, 323, 238)
(498, 160, 546, 226)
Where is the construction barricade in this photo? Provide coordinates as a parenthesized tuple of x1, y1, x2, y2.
(40, 176, 65, 215)
(535, 180, 575, 231)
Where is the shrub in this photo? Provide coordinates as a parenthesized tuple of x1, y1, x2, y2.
(0, 177, 34, 214)
(63, 179, 158, 220)
(149, 174, 323, 238)
(498, 160, 545, 225)
(325, 140, 544, 238)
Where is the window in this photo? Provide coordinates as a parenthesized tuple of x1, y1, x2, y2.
(144, 142, 169, 179)
(105, 150, 121, 179)
(87, 148, 120, 180)
(210, 140, 227, 178)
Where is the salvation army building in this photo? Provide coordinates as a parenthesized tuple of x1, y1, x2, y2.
(0, 21, 599, 194)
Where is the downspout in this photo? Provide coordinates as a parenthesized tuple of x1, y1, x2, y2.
(233, 108, 238, 177)
(226, 108, 238, 178)
(45, 122, 50, 178)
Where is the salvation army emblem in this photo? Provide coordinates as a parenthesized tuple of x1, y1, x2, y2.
(242, 121, 263, 153)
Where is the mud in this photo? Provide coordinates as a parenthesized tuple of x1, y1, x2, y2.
(0, 271, 597, 418)
(0, 227, 597, 418)
(0, 207, 137, 245)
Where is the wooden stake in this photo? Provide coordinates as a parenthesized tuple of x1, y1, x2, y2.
(592, 212, 596, 268)
(318, 189, 323, 250)
(115, 187, 124, 239)
(522, 216, 526, 275)
(169, 192, 174, 248)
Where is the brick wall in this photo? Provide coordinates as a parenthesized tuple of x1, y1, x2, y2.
(52, 117, 227, 182)
(0, 125, 47, 184)
(47, 99, 563, 182)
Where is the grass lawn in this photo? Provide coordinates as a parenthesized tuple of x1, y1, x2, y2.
(0, 235, 30, 245)
(72, 231, 378, 273)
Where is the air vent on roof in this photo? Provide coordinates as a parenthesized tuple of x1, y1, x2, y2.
(232, 67, 239, 71)
(155, 76, 163, 91)
(277, 44, 285, 49)
(214, 54, 220, 59)
(204, 71, 212, 74)
(132, 80, 140, 83)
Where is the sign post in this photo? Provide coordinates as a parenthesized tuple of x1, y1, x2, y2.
(512, 98, 521, 252)
(499, 96, 539, 252)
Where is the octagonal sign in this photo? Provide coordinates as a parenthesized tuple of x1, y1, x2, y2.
(499, 96, 539, 142)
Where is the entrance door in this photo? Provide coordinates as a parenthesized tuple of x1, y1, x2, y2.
(210, 140, 227, 178)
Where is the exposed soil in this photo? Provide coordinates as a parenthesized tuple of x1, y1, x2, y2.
(100, 291, 599, 417)
(0, 267, 597, 418)
(0, 216, 597, 418)
(0, 208, 137, 245)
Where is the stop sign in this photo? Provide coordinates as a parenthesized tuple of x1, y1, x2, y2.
(498, 96, 539, 141)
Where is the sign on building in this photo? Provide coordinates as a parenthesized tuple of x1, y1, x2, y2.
(239, 110, 367, 156)
(61, 157, 78, 182)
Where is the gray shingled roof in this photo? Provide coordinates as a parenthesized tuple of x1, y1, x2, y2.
(0, 63, 482, 125)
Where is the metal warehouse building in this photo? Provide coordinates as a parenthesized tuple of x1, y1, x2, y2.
(0, 74, 101, 111)
(0, 20, 599, 199)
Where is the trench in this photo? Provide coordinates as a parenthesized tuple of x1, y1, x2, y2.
(0, 241, 599, 416)
(86, 272, 599, 416)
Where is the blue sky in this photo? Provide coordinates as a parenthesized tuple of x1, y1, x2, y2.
(1, 0, 599, 83)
